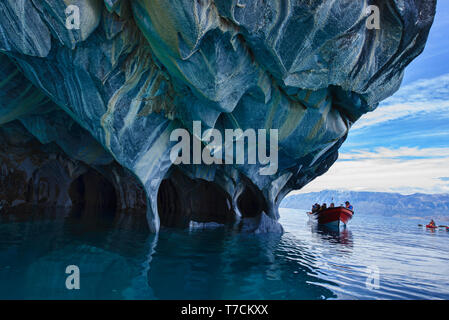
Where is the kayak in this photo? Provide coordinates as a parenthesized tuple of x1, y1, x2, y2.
(426, 225, 437, 229)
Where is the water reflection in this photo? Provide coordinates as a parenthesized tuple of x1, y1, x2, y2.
(309, 224, 354, 250)
(0, 208, 340, 299)
(0, 208, 152, 299)
(147, 229, 337, 299)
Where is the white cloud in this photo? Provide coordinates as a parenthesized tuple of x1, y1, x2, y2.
(339, 147, 449, 160)
(292, 74, 449, 195)
(353, 73, 449, 130)
(295, 147, 449, 195)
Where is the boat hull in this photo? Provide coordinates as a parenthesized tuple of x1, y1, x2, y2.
(308, 207, 353, 227)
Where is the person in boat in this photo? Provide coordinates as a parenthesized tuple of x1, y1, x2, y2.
(312, 203, 320, 213)
(345, 201, 353, 211)
(330, 203, 335, 208)
(321, 203, 327, 210)
(429, 219, 436, 227)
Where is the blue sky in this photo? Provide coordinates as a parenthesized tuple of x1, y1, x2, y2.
(300, 1, 449, 195)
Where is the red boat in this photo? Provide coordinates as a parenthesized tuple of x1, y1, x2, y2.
(307, 206, 353, 228)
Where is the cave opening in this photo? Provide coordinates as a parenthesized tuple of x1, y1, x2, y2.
(68, 169, 117, 216)
(157, 168, 236, 228)
(236, 177, 267, 219)
(237, 188, 263, 218)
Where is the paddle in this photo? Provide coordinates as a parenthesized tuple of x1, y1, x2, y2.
(418, 224, 440, 228)
(418, 224, 449, 230)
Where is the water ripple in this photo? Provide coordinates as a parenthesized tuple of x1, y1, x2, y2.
(0, 208, 448, 299)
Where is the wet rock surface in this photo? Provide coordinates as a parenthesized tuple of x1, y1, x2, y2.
(0, 1, 436, 232)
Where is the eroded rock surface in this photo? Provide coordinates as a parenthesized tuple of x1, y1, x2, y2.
(0, 0, 436, 232)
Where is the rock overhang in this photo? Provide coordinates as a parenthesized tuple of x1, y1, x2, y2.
(0, 0, 437, 233)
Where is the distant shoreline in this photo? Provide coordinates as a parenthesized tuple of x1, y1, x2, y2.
(281, 190, 449, 219)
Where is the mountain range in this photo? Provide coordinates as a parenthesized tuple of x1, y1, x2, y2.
(281, 190, 449, 221)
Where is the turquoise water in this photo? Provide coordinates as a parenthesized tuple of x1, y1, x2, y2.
(0, 208, 448, 299)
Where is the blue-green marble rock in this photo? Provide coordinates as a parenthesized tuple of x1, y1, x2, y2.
(0, 0, 436, 232)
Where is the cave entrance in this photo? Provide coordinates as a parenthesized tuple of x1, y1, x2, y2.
(236, 177, 267, 218)
(157, 168, 235, 228)
(69, 169, 117, 215)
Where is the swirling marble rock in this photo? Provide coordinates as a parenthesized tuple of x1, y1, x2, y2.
(0, 0, 436, 232)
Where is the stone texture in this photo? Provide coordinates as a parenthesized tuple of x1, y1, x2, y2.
(0, 0, 436, 232)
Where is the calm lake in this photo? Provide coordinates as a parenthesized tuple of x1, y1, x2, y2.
(0, 208, 448, 299)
